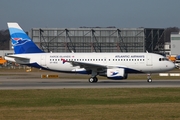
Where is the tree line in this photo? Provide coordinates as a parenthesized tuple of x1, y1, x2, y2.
(0, 29, 10, 50)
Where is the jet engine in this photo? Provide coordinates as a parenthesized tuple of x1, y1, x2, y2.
(107, 68, 128, 80)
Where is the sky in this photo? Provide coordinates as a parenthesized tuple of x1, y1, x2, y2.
(0, 0, 180, 31)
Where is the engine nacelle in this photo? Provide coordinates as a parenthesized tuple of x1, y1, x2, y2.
(107, 68, 127, 80)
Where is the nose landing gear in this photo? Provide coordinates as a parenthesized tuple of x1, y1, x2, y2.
(147, 73, 152, 83)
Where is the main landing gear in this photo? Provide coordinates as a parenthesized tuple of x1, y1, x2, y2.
(89, 77, 98, 83)
(147, 73, 152, 83)
(89, 70, 98, 83)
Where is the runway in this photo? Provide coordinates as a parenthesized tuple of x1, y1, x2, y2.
(0, 71, 180, 89)
(0, 78, 180, 90)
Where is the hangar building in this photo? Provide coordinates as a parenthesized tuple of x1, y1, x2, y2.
(29, 27, 165, 53)
(171, 32, 180, 55)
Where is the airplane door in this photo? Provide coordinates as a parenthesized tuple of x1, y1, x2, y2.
(40, 55, 46, 67)
(146, 54, 152, 66)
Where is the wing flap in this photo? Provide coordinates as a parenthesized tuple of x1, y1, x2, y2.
(70, 61, 107, 69)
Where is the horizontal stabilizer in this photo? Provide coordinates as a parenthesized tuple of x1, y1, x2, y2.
(5, 55, 30, 64)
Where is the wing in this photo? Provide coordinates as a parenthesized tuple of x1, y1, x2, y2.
(62, 59, 127, 70)
(69, 61, 107, 70)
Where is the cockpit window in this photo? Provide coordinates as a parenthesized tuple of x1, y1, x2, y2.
(159, 58, 169, 61)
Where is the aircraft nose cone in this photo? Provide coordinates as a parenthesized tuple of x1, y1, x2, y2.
(170, 62, 175, 69)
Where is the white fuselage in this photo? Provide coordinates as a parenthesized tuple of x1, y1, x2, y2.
(5, 52, 175, 74)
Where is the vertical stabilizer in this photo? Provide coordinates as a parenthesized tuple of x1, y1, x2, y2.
(7, 22, 44, 54)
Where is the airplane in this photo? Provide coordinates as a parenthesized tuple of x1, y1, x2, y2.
(5, 22, 175, 83)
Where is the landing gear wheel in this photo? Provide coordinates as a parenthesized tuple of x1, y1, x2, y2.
(89, 77, 94, 83)
(94, 77, 98, 82)
(147, 78, 152, 83)
(88, 77, 98, 83)
(147, 73, 152, 83)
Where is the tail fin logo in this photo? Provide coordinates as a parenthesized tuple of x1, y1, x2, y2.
(12, 38, 31, 46)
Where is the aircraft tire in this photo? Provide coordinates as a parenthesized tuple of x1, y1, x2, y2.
(89, 77, 98, 83)
(89, 77, 94, 83)
(94, 77, 98, 82)
(147, 78, 152, 83)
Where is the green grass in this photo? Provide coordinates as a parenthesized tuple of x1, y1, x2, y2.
(0, 88, 180, 120)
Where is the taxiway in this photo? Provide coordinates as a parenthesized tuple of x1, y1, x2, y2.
(0, 71, 180, 89)
(0, 78, 180, 90)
